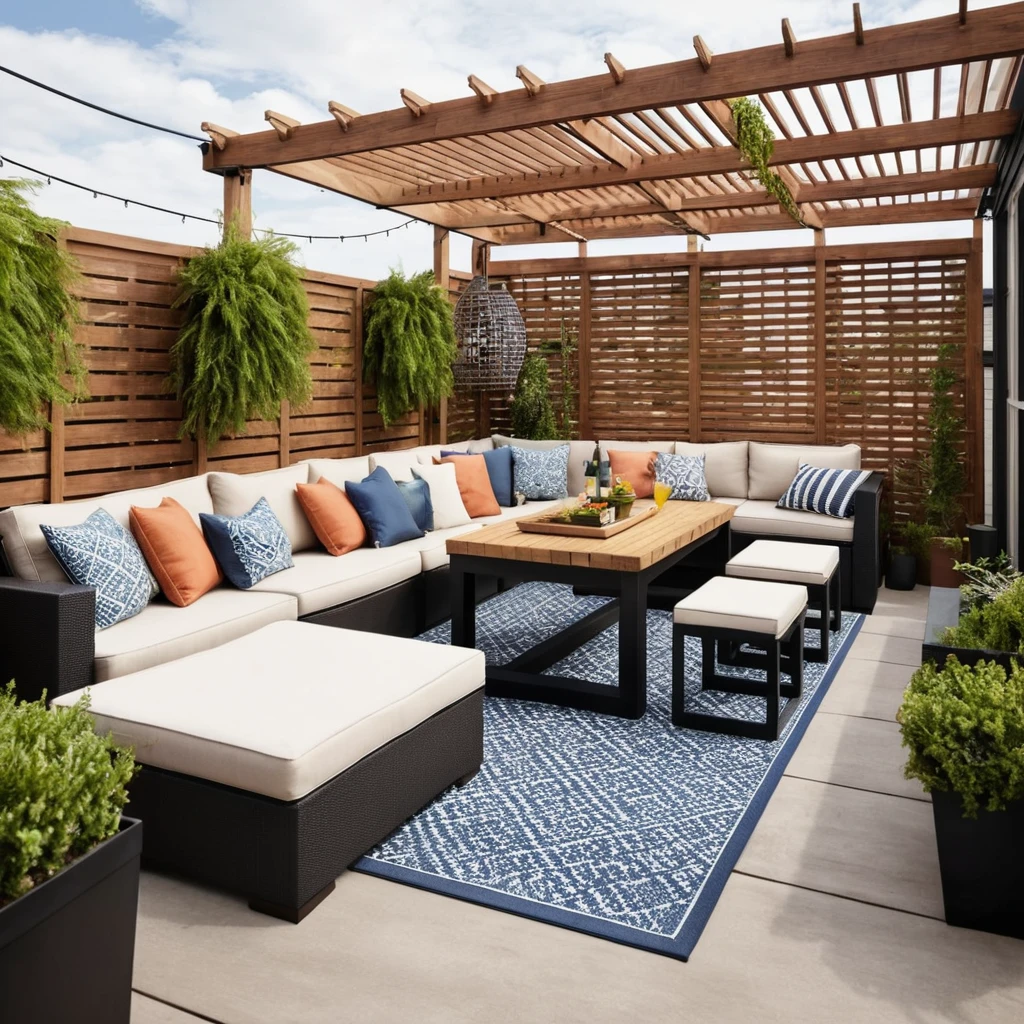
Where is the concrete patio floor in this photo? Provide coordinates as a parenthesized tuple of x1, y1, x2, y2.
(129, 586, 1024, 1024)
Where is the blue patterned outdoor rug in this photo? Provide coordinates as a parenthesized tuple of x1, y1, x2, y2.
(354, 582, 863, 960)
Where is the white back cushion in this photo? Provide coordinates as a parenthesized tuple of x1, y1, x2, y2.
(367, 448, 428, 481)
(747, 443, 861, 501)
(0, 474, 215, 583)
(491, 435, 595, 496)
(304, 457, 371, 488)
(208, 464, 316, 553)
(674, 441, 749, 499)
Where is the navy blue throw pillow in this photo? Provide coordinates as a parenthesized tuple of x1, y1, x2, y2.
(199, 497, 293, 589)
(397, 478, 434, 532)
(441, 446, 515, 506)
(345, 466, 425, 547)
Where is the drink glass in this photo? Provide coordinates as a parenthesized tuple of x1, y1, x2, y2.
(654, 480, 671, 509)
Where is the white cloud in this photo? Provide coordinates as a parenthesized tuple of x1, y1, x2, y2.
(0, 0, 1007, 282)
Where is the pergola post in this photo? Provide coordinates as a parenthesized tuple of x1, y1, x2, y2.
(223, 169, 252, 239)
(434, 226, 450, 445)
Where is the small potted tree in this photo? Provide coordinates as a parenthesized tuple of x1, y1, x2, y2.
(897, 656, 1024, 939)
(0, 684, 140, 1022)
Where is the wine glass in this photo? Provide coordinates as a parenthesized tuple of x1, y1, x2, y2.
(654, 479, 671, 510)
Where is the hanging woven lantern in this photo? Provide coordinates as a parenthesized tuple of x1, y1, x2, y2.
(452, 276, 527, 390)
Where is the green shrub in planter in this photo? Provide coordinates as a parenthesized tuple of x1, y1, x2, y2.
(0, 683, 136, 904)
(509, 354, 557, 440)
(939, 576, 1024, 656)
(897, 657, 1024, 817)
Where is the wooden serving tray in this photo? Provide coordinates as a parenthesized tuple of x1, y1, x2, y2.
(516, 504, 659, 539)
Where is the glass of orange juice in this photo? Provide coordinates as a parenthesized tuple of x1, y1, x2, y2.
(653, 480, 672, 510)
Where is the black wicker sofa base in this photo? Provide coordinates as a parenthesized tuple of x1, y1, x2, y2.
(128, 689, 483, 922)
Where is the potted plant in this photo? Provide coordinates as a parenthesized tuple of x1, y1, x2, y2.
(925, 575, 1024, 672)
(886, 542, 917, 591)
(170, 226, 316, 445)
(0, 179, 87, 436)
(509, 354, 558, 440)
(0, 684, 140, 1022)
(606, 478, 637, 520)
(363, 268, 457, 428)
(566, 501, 613, 527)
(897, 656, 1024, 939)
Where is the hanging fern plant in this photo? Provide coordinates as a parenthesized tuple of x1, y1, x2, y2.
(0, 178, 86, 436)
(363, 269, 457, 428)
(729, 97, 802, 225)
(170, 227, 315, 446)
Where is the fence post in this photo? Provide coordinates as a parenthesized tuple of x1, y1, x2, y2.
(966, 220, 985, 524)
(578, 266, 592, 439)
(49, 403, 64, 503)
(688, 252, 701, 442)
(814, 231, 827, 443)
(354, 286, 364, 455)
(278, 400, 290, 467)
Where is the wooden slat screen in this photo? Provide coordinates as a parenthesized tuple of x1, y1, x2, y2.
(0, 227, 421, 507)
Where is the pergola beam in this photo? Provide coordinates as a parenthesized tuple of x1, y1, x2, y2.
(203, 3, 1024, 170)
(388, 111, 1015, 206)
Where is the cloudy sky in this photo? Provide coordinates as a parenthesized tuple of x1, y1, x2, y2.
(0, 0, 1006, 282)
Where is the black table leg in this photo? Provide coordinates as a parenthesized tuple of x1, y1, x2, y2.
(450, 561, 476, 649)
(618, 573, 647, 718)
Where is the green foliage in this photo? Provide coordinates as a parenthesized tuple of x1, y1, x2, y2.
(940, 577, 1024, 655)
(956, 554, 1022, 611)
(509, 354, 558, 440)
(169, 228, 315, 446)
(0, 179, 86, 436)
(729, 98, 801, 224)
(897, 657, 1024, 816)
(537, 321, 578, 438)
(922, 343, 966, 536)
(363, 269, 457, 428)
(0, 683, 136, 904)
(897, 521, 938, 562)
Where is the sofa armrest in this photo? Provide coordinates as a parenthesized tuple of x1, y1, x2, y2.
(0, 578, 95, 705)
(851, 472, 884, 614)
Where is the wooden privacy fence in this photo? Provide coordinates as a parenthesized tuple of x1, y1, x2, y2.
(470, 236, 984, 523)
(0, 227, 435, 508)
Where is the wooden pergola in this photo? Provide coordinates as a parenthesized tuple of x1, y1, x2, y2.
(201, 3, 1024, 250)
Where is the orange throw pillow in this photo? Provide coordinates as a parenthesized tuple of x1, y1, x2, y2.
(608, 449, 658, 498)
(436, 454, 501, 518)
(129, 497, 222, 607)
(296, 479, 367, 555)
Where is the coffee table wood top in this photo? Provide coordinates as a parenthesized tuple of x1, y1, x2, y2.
(447, 500, 734, 573)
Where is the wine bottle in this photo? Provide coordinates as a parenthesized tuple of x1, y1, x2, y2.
(591, 443, 602, 501)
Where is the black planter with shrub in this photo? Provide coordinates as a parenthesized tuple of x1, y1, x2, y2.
(0, 684, 139, 1021)
(898, 656, 1024, 939)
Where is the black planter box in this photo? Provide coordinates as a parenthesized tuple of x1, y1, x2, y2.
(921, 586, 1019, 672)
(886, 553, 917, 591)
(0, 817, 142, 1023)
(932, 792, 1024, 939)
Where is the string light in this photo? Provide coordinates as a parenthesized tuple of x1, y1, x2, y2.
(0, 153, 419, 241)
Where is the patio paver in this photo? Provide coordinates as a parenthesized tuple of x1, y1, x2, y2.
(818, 656, 916, 722)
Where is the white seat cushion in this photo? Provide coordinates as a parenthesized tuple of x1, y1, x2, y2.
(673, 441, 749, 499)
(397, 524, 483, 571)
(726, 539, 839, 586)
(0, 473, 215, 583)
(93, 587, 297, 682)
(54, 620, 485, 801)
(475, 499, 565, 524)
(730, 500, 855, 542)
(674, 576, 807, 638)
(747, 443, 861, 501)
(249, 548, 421, 616)
(208, 464, 316, 553)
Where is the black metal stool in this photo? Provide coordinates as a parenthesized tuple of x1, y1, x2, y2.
(672, 576, 808, 741)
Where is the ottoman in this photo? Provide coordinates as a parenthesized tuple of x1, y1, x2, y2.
(53, 620, 485, 922)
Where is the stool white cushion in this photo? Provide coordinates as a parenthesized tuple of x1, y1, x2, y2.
(673, 576, 808, 638)
(726, 539, 839, 587)
(53, 620, 485, 802)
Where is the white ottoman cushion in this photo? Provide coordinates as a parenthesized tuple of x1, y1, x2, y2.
(726, 539, 839, 587)
(673, 576, 807, 638)
(53, 620, 485, 802)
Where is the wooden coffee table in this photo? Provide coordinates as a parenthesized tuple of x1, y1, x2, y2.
(446, 501, 734, 719)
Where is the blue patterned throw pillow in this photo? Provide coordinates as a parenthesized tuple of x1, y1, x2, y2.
(655, 452, 710, 502)
(200, 497, 293, 589)
(397, 478, 434, 532)
(778, 463, 870, 518)
(510, 444, 570, 500)
(41, 509, 158, 629)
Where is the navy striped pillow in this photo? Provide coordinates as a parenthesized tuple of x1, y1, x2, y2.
(777, 463, 870, 519)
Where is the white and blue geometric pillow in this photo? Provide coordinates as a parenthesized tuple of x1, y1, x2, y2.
(778, 463, 871, 518)
(199, 497, 293, 589)
(40, 508, 159, 630)
(655, 452, 710, 502)
(510, 445, 570, 500)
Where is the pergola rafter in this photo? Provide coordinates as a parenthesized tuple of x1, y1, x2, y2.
(200, 3, 1024, 242)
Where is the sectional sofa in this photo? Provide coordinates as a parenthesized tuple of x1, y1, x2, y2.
(0, 436, 881, 706)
